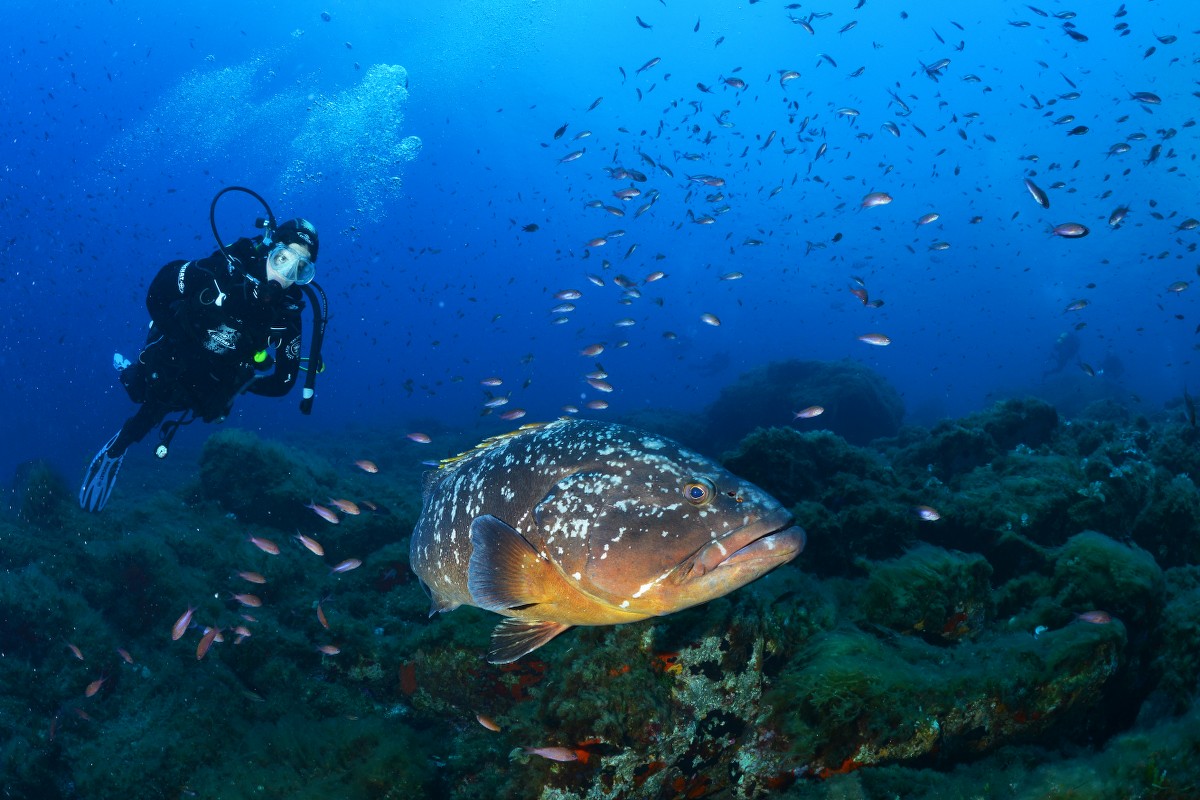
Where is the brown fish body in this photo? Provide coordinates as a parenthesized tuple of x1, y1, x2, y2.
(410, 420, 805, 663)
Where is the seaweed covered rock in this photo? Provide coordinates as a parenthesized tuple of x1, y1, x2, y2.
(982, 397, 1059, 451)
(1149, 568, 1200, 714)
(723, 427, 918, 573)
(704, 359, 904, 451)
(1146, 423, 1200, 480)
(860, 545, 993, 644)
(948, 451, 1114, 555)
(891, 397, 1059, 484)
(1052, 531, 1164, 631)
(11, 460, 74, 530)
(722, 427, 893, 508)
(769, 619, 1126, 777)
(199, 429, 338, 528)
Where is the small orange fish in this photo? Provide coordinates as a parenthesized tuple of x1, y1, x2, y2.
(587, 378, 614, 393)
(85, 677, 106, 697)
(196, 627, 220, 661)
(407, 432, 432, 444)
(580, 343, 604, 357)
(317, 602, 331, 630)
(294, 533, 325, 557)
(66, 642, 84, 661)
(525, 746, 578, 762)
(353, 459, 379, 473)
(305, 502, 340, 525)
(793, 406, 824, 419)
(171, 607, 195, 641)
(330, 558, 362, 574)
(116, 648, 134, 665)
(316, 644, 341, 656)
(476, 713, 502, 732)
(248, 536, 281, 554)
(327, 498, 361, 515)
(232, 593, 263, 608)
(1076, 610, 1112, 624)
(500, 409, 527, 421)
(237, 570, 267, 584)
(586, 400, 609, 410)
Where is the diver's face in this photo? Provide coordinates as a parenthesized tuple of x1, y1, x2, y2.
(265, 243, 312, 288)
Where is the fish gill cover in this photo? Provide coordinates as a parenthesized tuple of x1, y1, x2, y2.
(0, 0, 1199, 798)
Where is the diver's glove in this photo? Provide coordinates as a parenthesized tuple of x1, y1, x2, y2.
(79, 431, 125, 512)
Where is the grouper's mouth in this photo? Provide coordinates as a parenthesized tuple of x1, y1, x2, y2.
(675, 506, 806, 582)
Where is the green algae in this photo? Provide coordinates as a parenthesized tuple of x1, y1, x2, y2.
(859, 545, 993, 643)
(199, 428, 339, 529)
(1052, 531, 1164, 629)
(5, 394, 1200, 798)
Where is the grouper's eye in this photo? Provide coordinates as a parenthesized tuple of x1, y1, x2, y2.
(683, 477, 715, 506)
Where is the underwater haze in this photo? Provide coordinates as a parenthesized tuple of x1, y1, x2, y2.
(3, 0, 1200, 799)
(2, 0, 1196, 480)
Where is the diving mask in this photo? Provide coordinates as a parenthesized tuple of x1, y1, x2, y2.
(266, 242, 315, 285)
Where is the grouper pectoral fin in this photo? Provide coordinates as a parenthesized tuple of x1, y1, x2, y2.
(468, 514, 574, 663)
(468, 514, 561, 611)
(487, 618, 571, 664)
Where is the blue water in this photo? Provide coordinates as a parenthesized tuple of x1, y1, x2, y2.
(2, 0, 1195, 482)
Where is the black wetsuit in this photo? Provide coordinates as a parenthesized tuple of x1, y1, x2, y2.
(109, 236, 304, 456)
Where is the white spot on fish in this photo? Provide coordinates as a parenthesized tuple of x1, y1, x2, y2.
(632, 581, 655, 598)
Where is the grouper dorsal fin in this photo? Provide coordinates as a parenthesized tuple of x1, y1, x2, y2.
(435, 422, 550, 470)
(468, 514, 574, 663)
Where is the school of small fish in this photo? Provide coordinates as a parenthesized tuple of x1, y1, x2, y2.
(158, 462, 378, 667)
(440, 1, 1196, 443)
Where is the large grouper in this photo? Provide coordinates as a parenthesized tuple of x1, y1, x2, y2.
(409, 419, 806, 663)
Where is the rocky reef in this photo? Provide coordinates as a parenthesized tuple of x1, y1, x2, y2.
(2, 391, 1199, 799)
(703, 359, 905, 451)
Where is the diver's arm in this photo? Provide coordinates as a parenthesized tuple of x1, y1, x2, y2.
(246, 311, 303, 398)
(145, 259, 224, 337)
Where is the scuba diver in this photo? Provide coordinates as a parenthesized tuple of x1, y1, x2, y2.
(1042, 331, 1081, 379)
(80, 187, 329, 512)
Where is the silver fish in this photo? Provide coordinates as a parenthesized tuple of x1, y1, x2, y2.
(409, 420, 806, 663)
